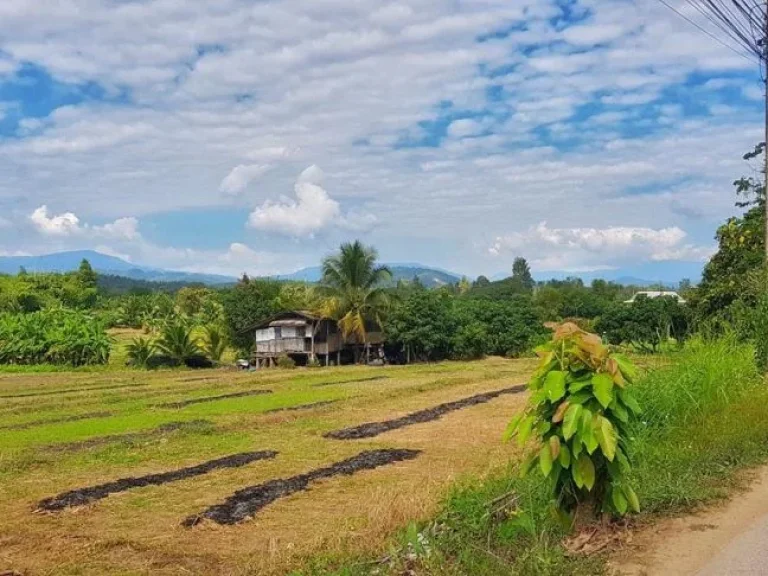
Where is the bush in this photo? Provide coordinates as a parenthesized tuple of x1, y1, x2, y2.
(156, 322, 201, 364)
(126, 337, 156, 368)
(506, 323, 641, 518)
(0, 309, 111, 366)
(276, 354, 296, 369)
(202, 324, 228, 362)
(597, 295, 690, 352)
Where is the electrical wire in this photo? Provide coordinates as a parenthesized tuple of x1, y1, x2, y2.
(655, 0, 757, 62)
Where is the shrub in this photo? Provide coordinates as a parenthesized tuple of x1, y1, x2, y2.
(276, 354, 296, 369)
(202, 324, 228, 362)
(0, 309, 110, 366)
(597, 295, 691, 353)
(126, 337, 156, 368)
(505, 323, 642, 518)
(156, 322, 202, 364)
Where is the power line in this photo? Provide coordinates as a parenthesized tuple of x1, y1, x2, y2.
(655, 0, 756, 61)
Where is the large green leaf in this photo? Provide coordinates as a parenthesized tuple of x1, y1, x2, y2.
(624, 485, 641, 513)
(592, 373, 614, 409)
(568, 378, 592, 393)
(580, 409, 598, 454)
(558, 443, 571, 469)
(609, 399, 629, 423)
(612, 353, 638, 382)
(611, 487, 628, 515)
(619, 388, 642, 414)
(573, 453, 595, 490)
(595, 416, 617, 461)
(544, 370, 567, 402)
(549, 435, 561, 460)
(539, 444, 553, 477)
(517, 415, 535, 447)
(503, 413, 523, 442)
(562, 404, 582, 440)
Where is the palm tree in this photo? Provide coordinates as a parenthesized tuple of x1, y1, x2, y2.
(319, 241, 392, 362)
(156, 322, 201, 365)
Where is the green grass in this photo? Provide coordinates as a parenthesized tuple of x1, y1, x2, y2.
(313, 337, 768, 576)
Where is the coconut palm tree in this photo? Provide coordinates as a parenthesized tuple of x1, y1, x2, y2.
(319, 241, 391, 361)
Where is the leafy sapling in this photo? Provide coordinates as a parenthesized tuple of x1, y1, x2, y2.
(505, 323, 642, 518)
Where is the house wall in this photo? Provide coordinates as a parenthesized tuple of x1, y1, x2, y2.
(255, 338, 309, 356)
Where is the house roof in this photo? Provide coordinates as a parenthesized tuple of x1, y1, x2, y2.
(241, 310, 322, 333)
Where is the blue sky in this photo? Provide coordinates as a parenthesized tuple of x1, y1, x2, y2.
(0, 0, 764, 280)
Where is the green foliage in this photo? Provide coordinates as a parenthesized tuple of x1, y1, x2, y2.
(453, 297, 547, 358)
(506, 323, 641, 518)
(220, 278, 281, 353)
(0, 309, 110, 366)
(276, 354, 296, 369)
(386, 290, 547, 361)
(156, 322, 201, 363)
(385, 289, 455, 361)
(125, 337, 157, 368)
(320, 240, 392, 343)
(175, 287, 223, 325)
(629, 337, 768, 513)
(597, 295, 691, 352)
(451, 322, 489, 360)
(202, 324, 228, 362)
(77, 258, 98, 289)
(511, 257, 534, 291)
(695, 205, 764, 318)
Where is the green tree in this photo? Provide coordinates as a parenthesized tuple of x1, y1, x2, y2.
(319, 241, 391, 350)
(156, 322, 201, 364)
(597, 296, 690, 353)
(77, 259, 98, 289)
(220, 278, 281, 353)
(694, 145, 765, 320)
(512, 257, 534, 291)
(385, 289, 455, 361)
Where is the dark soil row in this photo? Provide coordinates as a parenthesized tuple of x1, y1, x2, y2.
(183, 448, 421, 526)
(43, 420, 214, 453)
(324, 384, 527, 440)
(157, 389, 272, 408)
(264, 400, 339, 414)
(1, 411, 114, 431)
(38, 450, 278, 511)
(0, 382, 148, 400)
(311, 375, 389, 387)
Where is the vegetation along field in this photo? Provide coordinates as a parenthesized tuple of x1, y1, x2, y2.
(0, 357, 538, 575)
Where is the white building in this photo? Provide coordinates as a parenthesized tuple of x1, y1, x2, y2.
(624, 291, 687, 304)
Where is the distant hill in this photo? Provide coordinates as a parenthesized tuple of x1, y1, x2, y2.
(0, 251, 461, 289)
(0, 250, 235, 285)
(277, 264, 461, 288)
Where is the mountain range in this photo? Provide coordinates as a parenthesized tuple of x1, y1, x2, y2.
(0, 250, 698, 288)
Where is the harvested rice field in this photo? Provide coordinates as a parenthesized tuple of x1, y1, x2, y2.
(0, 357, 535, 575)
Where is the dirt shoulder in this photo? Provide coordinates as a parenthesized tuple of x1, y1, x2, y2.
(610, 465, 768, 576)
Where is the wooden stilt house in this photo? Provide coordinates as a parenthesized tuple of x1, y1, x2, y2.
(248, 310, 384, 367)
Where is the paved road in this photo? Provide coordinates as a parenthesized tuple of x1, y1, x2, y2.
(697, 513, 768, 575)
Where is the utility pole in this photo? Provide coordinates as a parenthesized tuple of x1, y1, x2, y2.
(764, 0, 768, 261)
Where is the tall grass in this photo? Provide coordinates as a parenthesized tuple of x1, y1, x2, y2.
(321, 337, 768, 576)
(630, 336, 768, 512)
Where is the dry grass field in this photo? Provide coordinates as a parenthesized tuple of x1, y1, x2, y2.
(0, 357, 536, 575)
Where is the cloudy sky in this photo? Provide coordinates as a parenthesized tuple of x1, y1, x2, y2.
(0, 0, 763, 279)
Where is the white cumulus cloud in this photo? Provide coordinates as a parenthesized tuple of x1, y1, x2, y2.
(29, 205, 140, 240)
(219, 164, 272, 196)
(30, 205, 81, 236)
(489, 222, 712, 271)
(248, 165, 376, 237)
